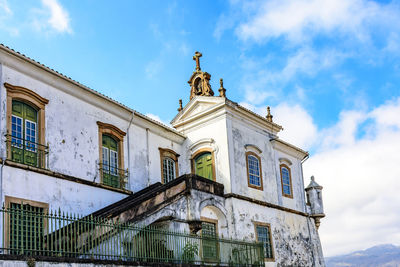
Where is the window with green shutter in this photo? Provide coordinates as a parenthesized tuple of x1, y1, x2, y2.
(201, 221, 218, 261)
(11, 100, 38, 167)
(194, 152, 214, 180)
(102, 134, 120, 188)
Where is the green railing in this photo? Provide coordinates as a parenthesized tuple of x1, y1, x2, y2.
(0, 204, 264, 266)
(99, 163, 128, 190)
(5, 134, 49, 169)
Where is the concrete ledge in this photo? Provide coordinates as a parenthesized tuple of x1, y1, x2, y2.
(1, 159, 132, 195)
(225, 193, 309, 217)
(0, 254, 212, 267)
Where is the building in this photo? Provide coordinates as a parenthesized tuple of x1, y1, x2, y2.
(0, 45, 325, 266)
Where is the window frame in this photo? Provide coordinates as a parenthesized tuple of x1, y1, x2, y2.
(5, 83, 49, 168)
(191, 148, 216, 181)
(280, 164, 293, 198)
(4, 196, 49, 252)
(246, 151, 263, 190)
(97, 121, 126, 186)
(200, 216, 219, 262)
(253, 222, 275, 262)
(158, 147, 179, 184)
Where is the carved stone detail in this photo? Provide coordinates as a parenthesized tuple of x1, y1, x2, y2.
(188, 52, 214, 100)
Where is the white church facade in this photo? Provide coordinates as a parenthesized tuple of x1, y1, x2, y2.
(0, 45, 325, 266)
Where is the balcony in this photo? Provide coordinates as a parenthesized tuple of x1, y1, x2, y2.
(5, 134, 49, 169)
(99, 163, 128, 190)
(0, 205, 264, 266)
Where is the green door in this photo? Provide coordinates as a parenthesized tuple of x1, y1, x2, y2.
(194, 152, 213, 180)
(102, 134, 120, 188)
(11, 101, 38, 167)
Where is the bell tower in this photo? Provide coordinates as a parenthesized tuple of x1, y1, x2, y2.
(188, 51, 214, 100)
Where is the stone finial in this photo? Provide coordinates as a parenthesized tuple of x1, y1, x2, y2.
(218, 78, 226, 98)
(314, 217, 321, 230)
(311, 175, 315, 182)
(178, 99, 183, 112)
(193, 51, 202, 71)
(266, 106, 273, 122)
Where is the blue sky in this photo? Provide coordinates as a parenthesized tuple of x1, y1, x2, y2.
(1, 0, 400, 257)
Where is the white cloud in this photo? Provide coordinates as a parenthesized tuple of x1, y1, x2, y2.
(0, 0, 19, 36)
(243, 89, 271, 105)
(145, 113, 171, 127)
(145, 60, 163, 79)
(280, 47, 345, 80)
(214, 13, 235, 40)
(243, 97, 400, 256)
(303, 97, 400, 256)
(0, 0, 11, 15)
(319, 110, 367, 150)
(179, 43, 189, 56)
(273, 103, 318, 149)
(239, 102, 317, 149)
(31, 0, 72, 34)
(42, 0, 72, 33)
(235, 0, 400, 45)
(238, 47, 348, 106)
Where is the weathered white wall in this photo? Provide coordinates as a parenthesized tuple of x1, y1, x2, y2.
(172, 97, 308, 214)
(229, 116, 279, 204)
(1, 65, 130, 181)
(226, 197, 325, 267)
(180, 112, 232, 192)
(273, 148, 306, 212)
(1, 166, 127, 215)
(227, 114, 307, 213)
(0, 58, 188, 214)
(127, 124, 188, 192)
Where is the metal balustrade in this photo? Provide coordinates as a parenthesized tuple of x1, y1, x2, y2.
(0, 204, 264, 266)
(98, 163, 128, 190)
(5, 134, 49, 169)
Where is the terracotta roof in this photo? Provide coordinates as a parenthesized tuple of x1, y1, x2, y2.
(0, 43, 184, 137)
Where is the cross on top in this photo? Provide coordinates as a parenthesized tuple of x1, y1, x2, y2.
(193, 51, 202, 71)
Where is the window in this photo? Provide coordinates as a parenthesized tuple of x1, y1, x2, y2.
(163, 158, 175, 183)
(246, 152, 263, 190)
(5, 83, 49, 168)
(102, 134, 120, 187)
(159, 148, 179, 184)
(4, 196, 48, 255)
(192, 149, 215, 181)
(10, 101, 39, 166)
(97, 121, 127, 189)
(254, 223, 274, 261)
(201, 218, 218, 261)
(280, 164, 293, 198)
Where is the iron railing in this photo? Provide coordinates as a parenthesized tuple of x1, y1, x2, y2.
(5, 134, 49, 169)
(0, 204, 264, 266)
(99, 163, 128, 190)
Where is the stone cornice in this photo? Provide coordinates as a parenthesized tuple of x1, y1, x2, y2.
(270, 138, 309, 160)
